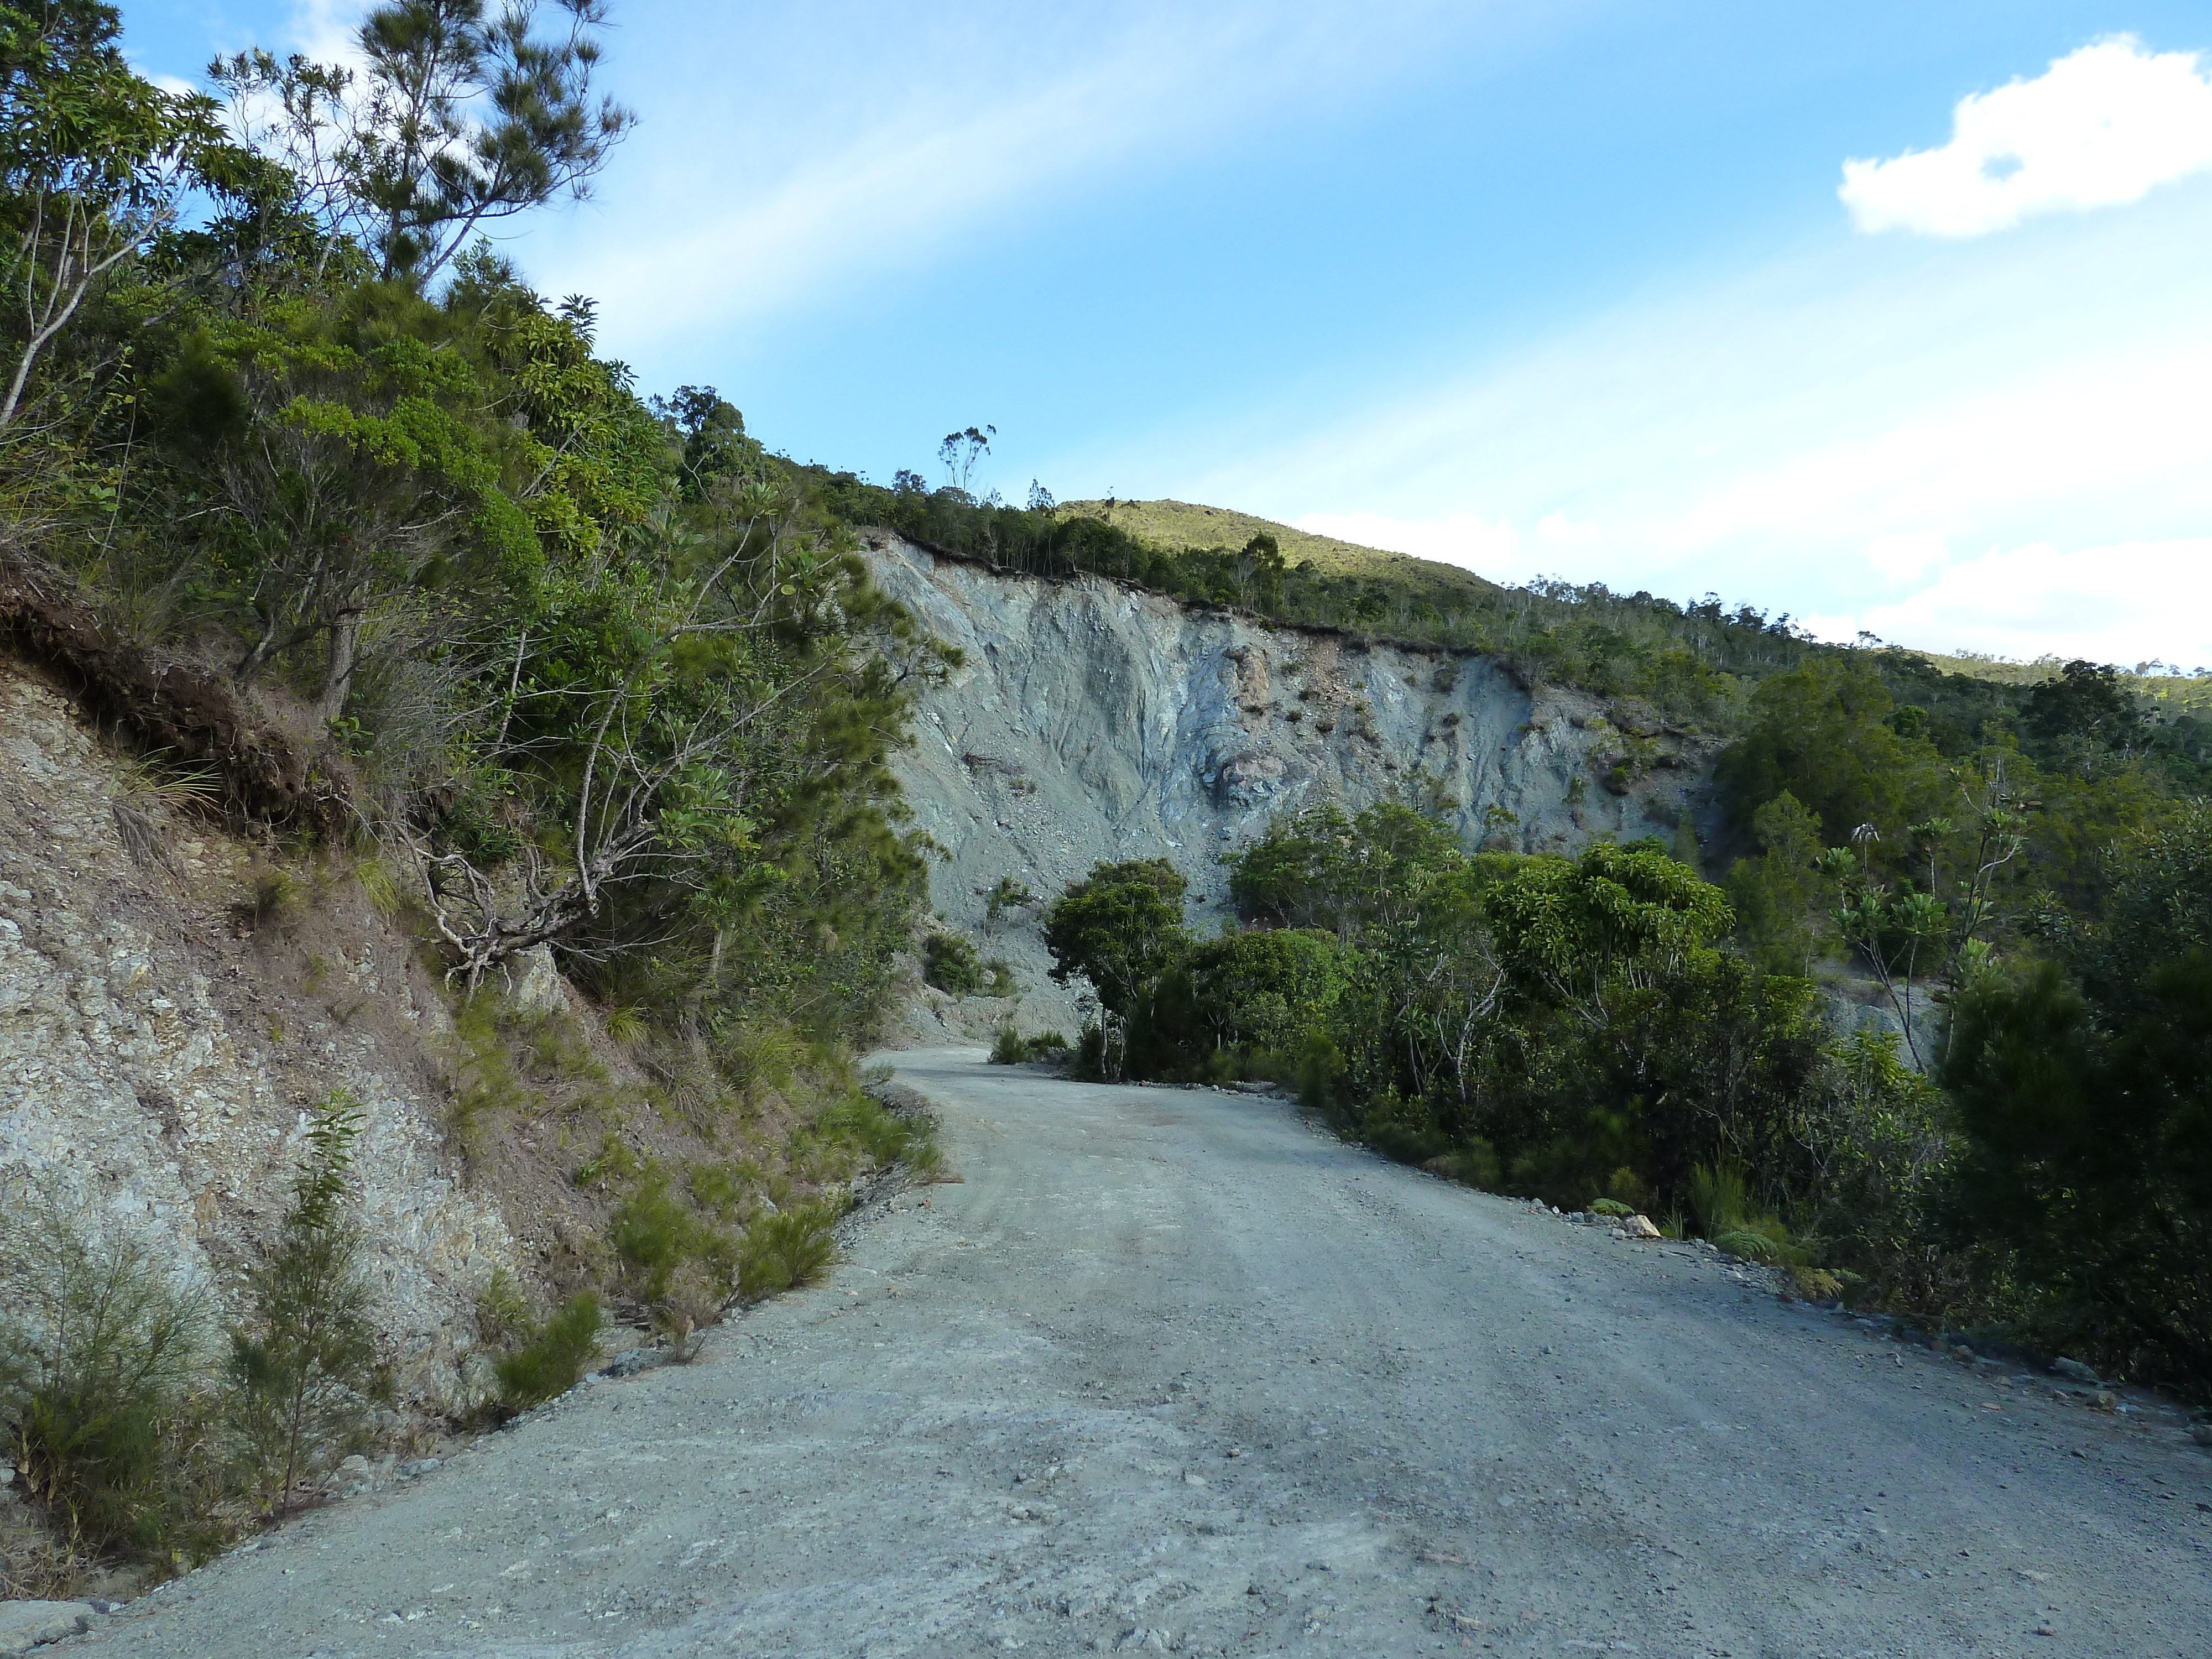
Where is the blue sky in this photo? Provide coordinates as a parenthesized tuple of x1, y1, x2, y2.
(123, 1, 2212, 667)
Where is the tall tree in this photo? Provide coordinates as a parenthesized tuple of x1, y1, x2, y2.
(215, 0, 633, 288)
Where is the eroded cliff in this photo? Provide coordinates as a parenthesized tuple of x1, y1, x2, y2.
(865, 536, 1721, 1034)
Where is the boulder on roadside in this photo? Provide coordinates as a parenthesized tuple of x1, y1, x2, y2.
(1617, 1214, 1662, 1240)
(2051, 1357, 2100, 1384)
(0, 1601, 93, 1656)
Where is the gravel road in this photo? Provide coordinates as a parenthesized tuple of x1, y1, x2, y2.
(88, 1047, 2212, 1658)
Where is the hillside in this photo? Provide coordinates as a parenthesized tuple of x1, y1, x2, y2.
(1061, 498, 1505, 602)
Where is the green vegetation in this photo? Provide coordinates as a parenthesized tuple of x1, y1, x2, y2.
(7, 0, 2212, 1593)
(989, 1026, 1070, 1064)
(1045, 709, 2212, 1394)
(734, 1201, 842, 1303)
(984, 876, 1036, 924)
(1940, 804, 2212, 1384)
(922, 931, 983, 996)
(0, 1190, 214, 1563)
(0, 1088, 388, 1578)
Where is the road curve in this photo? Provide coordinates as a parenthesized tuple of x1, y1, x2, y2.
(94, 1047, 2212, 1658)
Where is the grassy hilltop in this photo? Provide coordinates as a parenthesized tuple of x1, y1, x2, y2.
(1061, 498, 1504, 602)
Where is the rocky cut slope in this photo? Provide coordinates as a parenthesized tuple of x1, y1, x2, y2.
(0, 666, 519, 1416)
(864, 535, 1721, 1035)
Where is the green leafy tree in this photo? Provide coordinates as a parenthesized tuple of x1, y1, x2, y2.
(1233, 531, 1285, 612)
(0, 0, 225, 430)
(937, 422, 993, 494)
(1170, 927, 1354, 1056)
(1042, 858, 1189, 1019)
(1726, 790, 1825, 974)
(2026, 659, 2142, 748)
(1716, 657, 1944, 844)
(1483, 839, 1734, 1000)
(1943, 953, 2212, 1391)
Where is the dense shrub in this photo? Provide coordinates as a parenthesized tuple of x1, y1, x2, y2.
(922, 932, 984, 996)
(493, 1295, 604, 1410)
(990, 1026, 1071, 1064)
(0, 1196, 212, 1558)
(735, 1202, 843, 1303)
(1944, 951, 2212, 1391)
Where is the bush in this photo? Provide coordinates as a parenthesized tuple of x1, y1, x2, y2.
(1425, 1138, 1501, 1189)
(493, 1293, 603, 1410)
(922, 932, 984, 996)
(1604, 1166, 1657, 1214)
(735, 1201, 842, 1303)
(1944, 949, 2212, 1391)
(989, 1026, 1068, 1064)
(811, 1090, 935, 1172)
(234, 864, 306, 938)
(984, 957, 1017, 998)
(984, 877, 1036, 923)
(1711, 1228, 1792, 1265)
(0, 1193, 212, 1558)
(1589, 1197, 1636, 1218)
(609, 1170, 721, 1319)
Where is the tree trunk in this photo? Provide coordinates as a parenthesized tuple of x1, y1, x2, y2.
(315, 611, 362, 728)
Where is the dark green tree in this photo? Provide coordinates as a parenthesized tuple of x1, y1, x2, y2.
(1042, 858, 1189, 1020)
(1943, 953, 2212, 1391)
(1716, 657, 1944, 844)
(2026, 659, 2142, 748)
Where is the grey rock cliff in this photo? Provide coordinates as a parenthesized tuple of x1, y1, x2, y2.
(865, 536, 1719, 1034)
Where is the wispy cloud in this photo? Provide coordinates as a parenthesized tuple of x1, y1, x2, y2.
(528, 2, 1464, 366)
(1844, 538, 2212, 669)
(1840, 36, 2212, 237)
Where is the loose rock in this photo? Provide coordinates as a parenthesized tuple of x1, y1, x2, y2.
(0, 1601, 93, 1656)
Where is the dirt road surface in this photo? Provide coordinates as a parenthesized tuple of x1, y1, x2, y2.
(88, 1048, 2212, 1657)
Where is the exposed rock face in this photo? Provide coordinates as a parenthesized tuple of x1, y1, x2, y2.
(0, 669, 514, 1412)
(865, 536, 1718, 1032)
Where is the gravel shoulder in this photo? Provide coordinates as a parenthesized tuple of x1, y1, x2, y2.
(81, 1047, 2212, 1658)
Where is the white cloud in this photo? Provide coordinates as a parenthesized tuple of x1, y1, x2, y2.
(1845, 538, 2212, 667)
(1865, 530, 1949, 583)
(1841, 36, 2212, 237)
(1796, 613, 1865, 646)
(1295, 510, 1524, 577)
(1537, 512, 1600, 549)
